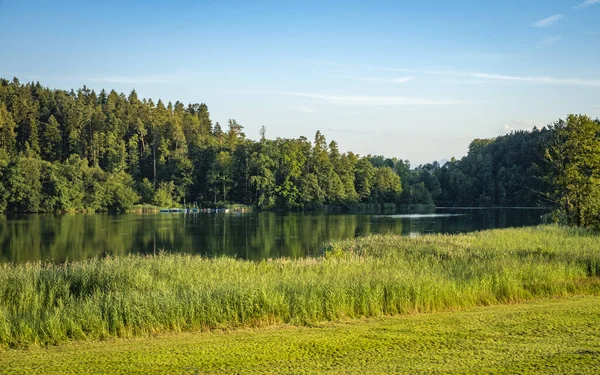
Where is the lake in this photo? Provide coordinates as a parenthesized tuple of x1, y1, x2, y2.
(0, 208, 548, 264)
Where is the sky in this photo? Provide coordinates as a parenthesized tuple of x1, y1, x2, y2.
(1, 0, 599, 165)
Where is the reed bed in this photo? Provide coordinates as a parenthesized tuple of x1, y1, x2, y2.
(1, 225, 599, 348)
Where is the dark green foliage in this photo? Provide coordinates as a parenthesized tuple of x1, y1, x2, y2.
(137, 178, 155, 204)
(373, 128, 553, 208)
(153, 181, 176, 208)
(545, 115, 600, 228)
(101, 171, 140, 212)
(4, 156, 43, 212)
(0, 78, 593, 215)
(433, 130, 551, 207)
(372, 166, 402, 203)
(0, 104, 16, 154)
(0, 78, 403, 212)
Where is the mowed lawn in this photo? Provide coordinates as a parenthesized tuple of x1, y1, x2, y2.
(1, 296, 599, 374)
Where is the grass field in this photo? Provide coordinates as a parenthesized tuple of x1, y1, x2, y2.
(1, 296, 599, 374)
(1, 225, 600, 348)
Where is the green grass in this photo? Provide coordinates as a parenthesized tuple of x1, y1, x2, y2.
(1, 225, 600, 348)
(1, 297, 599, 374)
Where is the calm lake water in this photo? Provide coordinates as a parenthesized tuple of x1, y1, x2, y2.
(0, 208, 548, 264)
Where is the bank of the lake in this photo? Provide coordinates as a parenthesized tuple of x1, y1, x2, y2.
(1, 225, 599, 348)
(0, 208, 547, 263)
(2, 297, 599, 374)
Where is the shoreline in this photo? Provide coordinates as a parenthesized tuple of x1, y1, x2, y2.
(1, 225, 599, 349)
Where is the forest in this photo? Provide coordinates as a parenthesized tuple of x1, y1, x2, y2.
(0, 77, 597, 223)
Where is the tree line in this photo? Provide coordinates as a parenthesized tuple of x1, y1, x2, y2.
(0, 78, 598, 227)
(394, 127, 552, 208)
(0, 78, 403, 212)
(389, 114, 600, 228)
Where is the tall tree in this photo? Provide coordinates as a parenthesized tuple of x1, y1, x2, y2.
(208, 151, 234, 203)
(0, 103, 16, 154)
(545, 114, 600, 227)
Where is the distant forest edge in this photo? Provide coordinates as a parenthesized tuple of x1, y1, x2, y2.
(0, 78, 596, 215)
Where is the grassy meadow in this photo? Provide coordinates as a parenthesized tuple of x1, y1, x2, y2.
(2, 297, 599, 374)
(1, 225, 600, 348)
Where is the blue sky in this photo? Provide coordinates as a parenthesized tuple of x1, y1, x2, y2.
(1, 0, 599, 165)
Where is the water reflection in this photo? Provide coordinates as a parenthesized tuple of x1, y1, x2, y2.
(0, 208, 548, 264)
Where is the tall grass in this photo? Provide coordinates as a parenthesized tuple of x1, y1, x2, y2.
(1, 225, 599, 348)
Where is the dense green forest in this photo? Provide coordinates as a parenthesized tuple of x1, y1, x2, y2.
(0, 78, 597, 221)
(402, 128, 552, 207)
(0, 77, 405, 212)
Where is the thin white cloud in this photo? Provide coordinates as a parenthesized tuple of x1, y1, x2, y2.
(307, 60, 600, 89)
(392, 76, 416, 83)
(282, 92, 473, 106)
(532, 14, 563, 27)
(471, 73, 600, 87)
(537, 36, 561, 47)
(575, 0, 600, 9)
(290, 105, 317, 113)
(369, 67, 600, 88)
(378, 68, 600, 88)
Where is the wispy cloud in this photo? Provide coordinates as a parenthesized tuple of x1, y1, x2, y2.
(471, 73, 600, 87)
(575, 0, 600, 9)
(282, 92, 473, 106)
(376, 68, 600, 88)
(307, 60, 600, 89)
(532, 14, 563, 27)
(319, 59, 600, 89)
(392, 76, 416, 83)
(537, 36, 561, 47)
(290, 105, 317, 113)
(368, 66, 600, 88)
